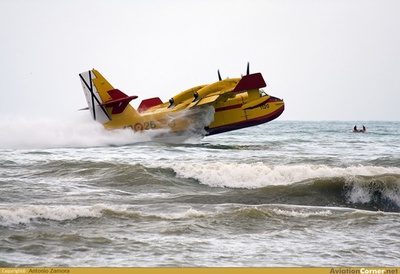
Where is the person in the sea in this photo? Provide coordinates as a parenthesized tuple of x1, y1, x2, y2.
(362, 125, 366, 133)
(353, 125, 358, 132)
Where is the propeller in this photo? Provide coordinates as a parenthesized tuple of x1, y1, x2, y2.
(218, 62, 250, 80)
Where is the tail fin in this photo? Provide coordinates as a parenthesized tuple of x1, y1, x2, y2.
(79, 69, 138, 125)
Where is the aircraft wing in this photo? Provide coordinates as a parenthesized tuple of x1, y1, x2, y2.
(189, 72, 266, 108)
(195, 94, 220, 107)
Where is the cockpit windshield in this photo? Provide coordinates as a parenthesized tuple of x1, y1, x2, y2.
(260, 90, 268, 97)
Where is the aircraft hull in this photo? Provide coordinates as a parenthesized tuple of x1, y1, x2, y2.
(206, 103, 284, 135)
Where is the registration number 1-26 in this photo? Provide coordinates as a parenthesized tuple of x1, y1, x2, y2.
(131, 121, 157, 131)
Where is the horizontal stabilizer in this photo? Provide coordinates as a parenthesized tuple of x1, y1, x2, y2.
(102, 89, 138, 114)
(232, 73, 266, 93)
(138, 97, 163, 113)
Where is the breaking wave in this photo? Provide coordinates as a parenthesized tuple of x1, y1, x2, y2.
(166, 162, 400, 188)
(0, 204, 106, 226)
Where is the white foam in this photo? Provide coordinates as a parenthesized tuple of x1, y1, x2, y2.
(0, 203, 210, 226)
(143, 207, 207, 220)
(169, 162, 400, 188)
(0, 204, 107, 226)
(345, 177, 400, 206)
(271, 208, 333, 218)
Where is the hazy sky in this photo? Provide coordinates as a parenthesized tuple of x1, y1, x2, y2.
(1, 0, 399, 121)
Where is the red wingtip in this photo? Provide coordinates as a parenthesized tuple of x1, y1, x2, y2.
(138, 97, 163, 113)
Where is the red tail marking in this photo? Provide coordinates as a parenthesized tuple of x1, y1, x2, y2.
(103, 89, 138, 114)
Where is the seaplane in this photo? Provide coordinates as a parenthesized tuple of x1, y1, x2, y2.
(78, 64, 284, 137)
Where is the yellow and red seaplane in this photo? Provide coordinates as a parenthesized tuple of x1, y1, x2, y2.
(78, 65, 284, 136)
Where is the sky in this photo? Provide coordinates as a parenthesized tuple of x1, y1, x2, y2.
(1, 0, 399, 121)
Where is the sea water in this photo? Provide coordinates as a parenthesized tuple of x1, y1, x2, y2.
(0, 118, 399, 266)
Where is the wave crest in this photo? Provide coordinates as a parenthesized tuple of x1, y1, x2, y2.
(344, 175, 400, 211)
(169, 162, 400, 188)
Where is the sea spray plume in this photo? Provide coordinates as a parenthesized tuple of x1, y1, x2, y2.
(0, 115, 173, 149)
(0, 105, 215, 149)
(174, 105, 215, 136)
(150, 105, 215, 143)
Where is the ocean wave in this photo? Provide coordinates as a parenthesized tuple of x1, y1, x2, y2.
(1, 194, 399, 230)
(253, 175, 400, 212)
(0, 204, 106, 226)
(344, 175, 400, 211)
(0, 203, 212, 227)
(167, 162, 400, 188)
(364, 156, 400, 168)
(169, 170, 400, 212)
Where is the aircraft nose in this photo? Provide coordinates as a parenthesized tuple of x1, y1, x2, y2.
(268, 96, 284, 102)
